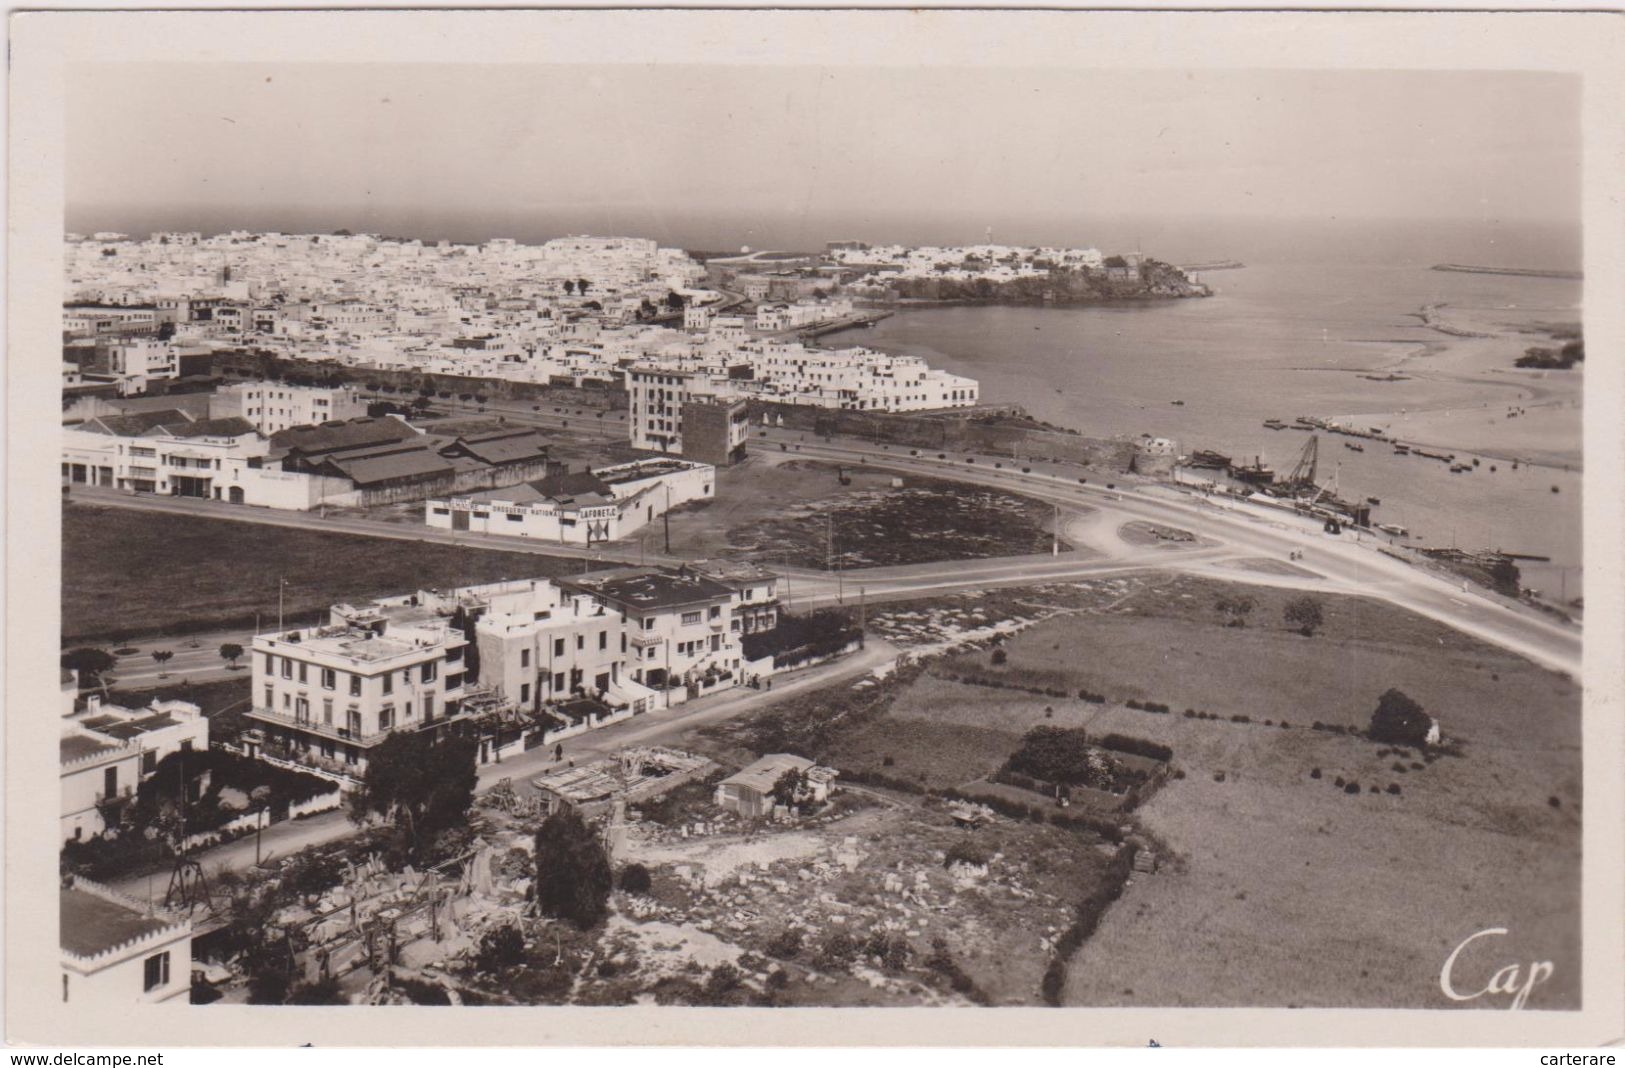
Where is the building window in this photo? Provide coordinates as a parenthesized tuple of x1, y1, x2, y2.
(599, 630, 607, 651)
(553, 672, 565, 692)
(520, 683, 531, 704)
(263, 685, 273, 709)
(347, 708, 362, 737)
(321, 668, 336, 690)
(422, 662, 437, 683)
(264, 652, 275, 675)
(682, 610, 702, 625)
(322, 698, 334, 725)
(382, 674, 393, 696)
(349, 674, 362, 697)
(520, 648, 530, 669)
(379, 705, 394, 731)
(575, 634, 584, 651)
(709, 605, 722, 619)
(298, 662, 308, 684)
(280, 658, 292, 679)
(142, 750, 157, 775)
(554, 638, 565, 657)
(143, 952, 170, 992)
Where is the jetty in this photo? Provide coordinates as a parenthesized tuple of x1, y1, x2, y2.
(1431, 264, 1581, 281)
(1178, 260, 1246, 272)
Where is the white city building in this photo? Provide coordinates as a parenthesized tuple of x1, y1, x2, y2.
(245, 600, 469, 773)
(213, 380, 368, 435)
(425, 457, 714, 546)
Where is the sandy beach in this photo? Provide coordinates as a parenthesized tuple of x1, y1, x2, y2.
(1332, 302, 1583, 471)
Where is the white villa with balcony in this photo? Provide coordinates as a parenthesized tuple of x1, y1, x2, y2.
(245, 599, 469, 773)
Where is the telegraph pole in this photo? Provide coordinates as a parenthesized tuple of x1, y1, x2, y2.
(277, 578, 287, 633)
(663, 482, 671, 556)
(1053, 501, 1060, 557)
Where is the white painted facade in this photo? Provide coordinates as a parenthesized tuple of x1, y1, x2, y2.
(214, 380, 368, 435)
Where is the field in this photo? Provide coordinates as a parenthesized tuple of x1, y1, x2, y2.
(659, 455, 1067, 567)
(699, 571, 1581, 1009)
(62, 504, 580, 643)
(925, 575, 1581, 1010)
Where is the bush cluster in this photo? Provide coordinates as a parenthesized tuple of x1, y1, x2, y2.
(1123, 699, 1172, 714)
(1041, 844, 1137, 1005)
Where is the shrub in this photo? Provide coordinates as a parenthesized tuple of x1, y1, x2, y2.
(1213, 771, 1226, 783)
(881, 755, 895, 767)
(1387, 784, 1402, 795)
(1310, 768, 1322, 779)
(1095, 734, 1173, 763)
(1392, 763, 1408, 774)
(945, 841, 991, 869)
(1183, 709, 1197, 719)
(816, 930, 860, 969)
(1548, 796, 1562, 809)
(619, 863, 652, 895)
(1334, 776, 1345, 788)
(991, 649, 1008, 666)
(1344, 782, 1361, 795)
(765, 928, 805, 960)
(475, 924, 526, 973)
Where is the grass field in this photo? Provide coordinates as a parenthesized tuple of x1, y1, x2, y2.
(657, 455, 1067, 567)
(934, 575, 1583, 1010)
(700, 570, 1581, 1009)
(62, 504, 581, 643)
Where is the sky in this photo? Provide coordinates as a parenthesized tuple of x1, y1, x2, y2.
(66, 65, 1580, 253)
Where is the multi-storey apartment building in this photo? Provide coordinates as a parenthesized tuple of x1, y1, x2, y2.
(557, 567, 747, 697)
(245, 600, 469, 772)
(213, 380, 367, 435)
(625, 365, 749, 464)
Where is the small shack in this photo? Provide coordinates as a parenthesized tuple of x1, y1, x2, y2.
(713, 753, 836, 818)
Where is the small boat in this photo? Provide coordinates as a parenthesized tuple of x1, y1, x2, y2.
(1344, 442, 1364, 452)
(1377, 523, 1409, 537)
(1263, 418, 1287, 431)
(1450, 463, 1471, 473)
(1171, 400, 1185, 406)
(1393, 445, 1410, 455)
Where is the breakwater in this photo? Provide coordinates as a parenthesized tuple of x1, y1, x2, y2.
(1431, 264, 1582, 280)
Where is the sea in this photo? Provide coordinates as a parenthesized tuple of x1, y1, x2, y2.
(822, 255, 1583, 601)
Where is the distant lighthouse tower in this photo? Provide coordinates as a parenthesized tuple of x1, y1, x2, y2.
(985, 226, 993, 247)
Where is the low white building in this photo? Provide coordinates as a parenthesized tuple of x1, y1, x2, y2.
(425, 457, 714, 546)
(61, 879, 193, 1006)
(61, 696, 208, 843)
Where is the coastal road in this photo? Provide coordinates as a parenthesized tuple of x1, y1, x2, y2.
(763, 434, 1582, 676)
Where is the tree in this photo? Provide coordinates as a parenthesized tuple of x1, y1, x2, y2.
(219, 643, 244, 669)
(348, 729, 478, 862)
(61, 647, 116, 692)
(1283, 596, 1325, 637)
(770, 768, 807, 812)
(576, 278, 591, 295)
(665, 291, 685, 311)
(533, 806, 613, 929)
(151, 650, 175, 674)
(1215, 594, 1256, 628)
(1369, 688, 1435, 748)
(563, 280, 575, 295)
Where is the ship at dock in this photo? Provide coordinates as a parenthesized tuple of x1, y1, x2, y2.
(1178, 435, 1372, 528)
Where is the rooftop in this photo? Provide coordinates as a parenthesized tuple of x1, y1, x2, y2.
(721, 753, 815, 795)
(60, 734, 121, 764)
(560, 567, 734, 611)
(60, 887, 180, 959)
